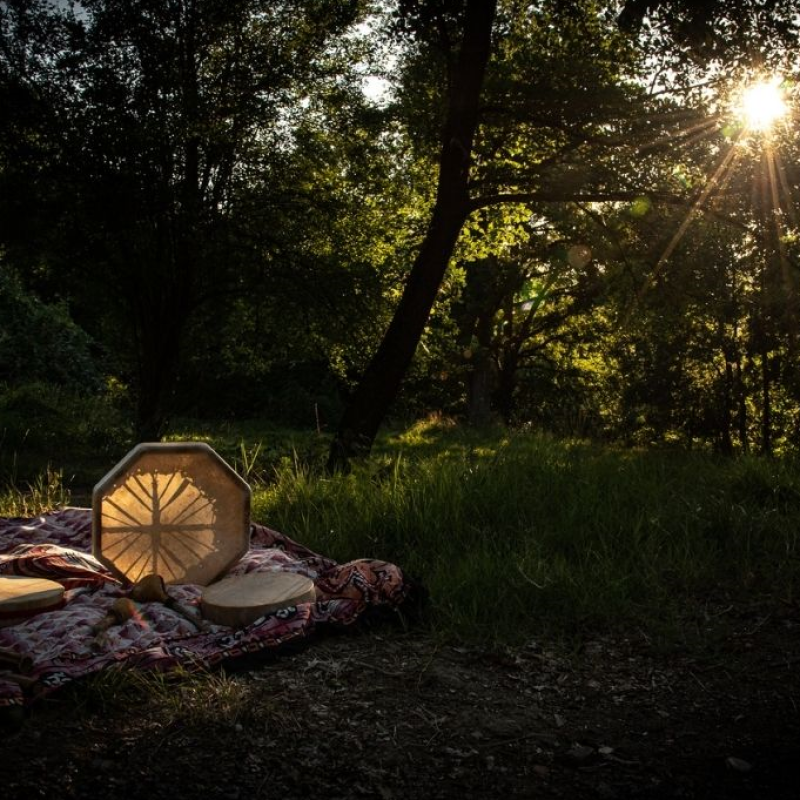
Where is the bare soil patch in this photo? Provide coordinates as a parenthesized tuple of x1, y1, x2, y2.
(3, 597, 799, 799)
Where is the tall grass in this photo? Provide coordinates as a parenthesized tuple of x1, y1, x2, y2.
(253, 424, 800, 643)
(4, 417, 799, 645)
(0, 467, 71, 517)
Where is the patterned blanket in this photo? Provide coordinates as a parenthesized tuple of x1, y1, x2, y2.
(0, 508, 410, 708)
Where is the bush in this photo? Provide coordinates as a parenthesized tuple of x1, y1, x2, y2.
(0, 268, 102, 391)
(0, 381, 133, 483)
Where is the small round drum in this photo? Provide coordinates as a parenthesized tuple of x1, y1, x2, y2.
(0, 576, 65, 627)
(200, 572, 316, 628)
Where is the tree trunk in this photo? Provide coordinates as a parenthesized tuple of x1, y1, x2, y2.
(735, 357, 748, 452)
(761, 346, 773, 457)
(466, 275, 498, 426)
(719, 359, 734, 456)
(133, 290, 189, 442)
(467, 346, 495, 426)
(494, 351, 519, 425)
(493, 293, 521, 425)
(327, 0, 498, 470)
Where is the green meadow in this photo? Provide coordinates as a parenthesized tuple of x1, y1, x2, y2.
(4, 417, 799, 646)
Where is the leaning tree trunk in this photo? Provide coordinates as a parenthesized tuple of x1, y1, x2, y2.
(327, 0, 498, 471)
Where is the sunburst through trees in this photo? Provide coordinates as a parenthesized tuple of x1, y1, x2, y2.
(632, 74, 797, 299)
(622, 69, 799, 452)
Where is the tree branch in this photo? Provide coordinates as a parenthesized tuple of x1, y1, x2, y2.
(467, 189, 750, 231)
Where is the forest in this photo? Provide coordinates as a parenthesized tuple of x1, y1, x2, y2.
(3, 4, 800, 798)
(2, 0, 800, 472)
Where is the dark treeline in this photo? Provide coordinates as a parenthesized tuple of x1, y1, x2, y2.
(2, 0, 800, 465)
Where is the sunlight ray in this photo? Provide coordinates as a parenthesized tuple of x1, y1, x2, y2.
(637, 117, 722, 156)
(752, 150, 767, 231)
(765, 149, 793, 294)
(771, 149, 800, 231)
(636, 107, 718, 124)
(634, 129, 747, 307)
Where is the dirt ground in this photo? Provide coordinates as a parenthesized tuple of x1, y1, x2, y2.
(2, 596, 799, 800)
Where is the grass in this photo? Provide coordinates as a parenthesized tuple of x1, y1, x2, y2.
(252, 420, 800, 643)
(0, 467, 71, 517)
(67, 665, 258, 727)
(3, 416, 800, 645)
(163, 416, 329, 484)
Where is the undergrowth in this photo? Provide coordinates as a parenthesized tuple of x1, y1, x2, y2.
(67, 665, 264, 729)
(3, 417, 800, 646)
(252, 422, 800, 644)
(0, 467, 71, 517)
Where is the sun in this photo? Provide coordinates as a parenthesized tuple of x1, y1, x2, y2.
(738, 78, 788, 132)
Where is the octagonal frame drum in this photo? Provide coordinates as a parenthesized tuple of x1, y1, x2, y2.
(92, 442, 251, 586)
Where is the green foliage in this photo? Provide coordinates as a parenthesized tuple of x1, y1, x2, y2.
(0, 381, 132, 485)
(4, 416, 800, 645)
(2, 0, 800, 456)
(0, 467, 70, 517)
(0, 268, 102, 391)
(0, 0, 376, 438)
(164, 417, 330, 479)
(252, 423, 800, 643)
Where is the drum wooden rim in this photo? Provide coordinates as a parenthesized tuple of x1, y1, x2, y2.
(200, 571, 316, 628)
(0, 576, 65, 626)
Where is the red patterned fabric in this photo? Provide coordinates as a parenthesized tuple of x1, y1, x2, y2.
(0, 508, 410, 708)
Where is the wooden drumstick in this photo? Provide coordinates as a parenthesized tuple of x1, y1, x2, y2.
(91, 597, 136, 648)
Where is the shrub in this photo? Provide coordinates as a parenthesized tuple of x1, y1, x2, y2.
(0, 268, 102, 391)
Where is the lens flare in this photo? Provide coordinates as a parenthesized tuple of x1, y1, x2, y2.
(739, 78, 787, 132)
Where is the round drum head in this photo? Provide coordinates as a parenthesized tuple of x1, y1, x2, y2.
(0, 576, 65, 627)
(200, 572, 316, 628)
